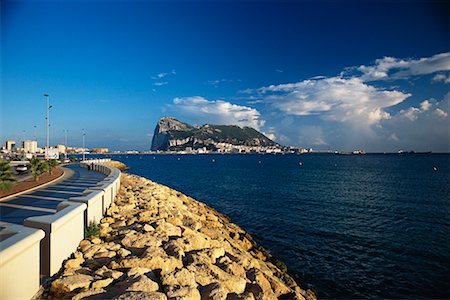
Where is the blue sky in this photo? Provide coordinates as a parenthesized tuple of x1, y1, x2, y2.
(1, 0, 449, 151)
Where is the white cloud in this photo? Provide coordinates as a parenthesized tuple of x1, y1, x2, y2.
(253, 76, 410, 126)
(420, 100, 432, 111)
(357, 52, 450, 81)
(432, 73, 450, 84)
(263, 126, 277, 141)
(205, 79, 233, 87)
(154, 82, 168, 86)
(172, 96, 265, 130)
(434, 108, 448, 118)
(398, 98, 447, 122)
(400, 107, 421, 121)
(382, 94, 450, 151)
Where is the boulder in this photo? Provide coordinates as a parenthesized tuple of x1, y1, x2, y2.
(165, 285, 201, 300)
(161, 268, 197, 287)
(126, 275, 159, 292)
(51, 274, 93, 293)
(91, 278, 114, 289)
(113, 291, 168, 300)
(199, 282, 228, 300)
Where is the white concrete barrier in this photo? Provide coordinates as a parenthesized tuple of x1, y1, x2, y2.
(24, 201, 87, 276)
(69, 189, 105, 226)
(0, 225, 45, 300)
(74, 159, 121, 217)
(0, 159, 123, 298)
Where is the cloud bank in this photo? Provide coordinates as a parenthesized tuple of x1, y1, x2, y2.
(253, 77, 410, 126)
(171, 96, 265, 130)
(357, 52, 450, 81)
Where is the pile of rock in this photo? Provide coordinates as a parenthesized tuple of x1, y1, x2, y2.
(45, 173, 316, 300)
(103, 161, 128, 171)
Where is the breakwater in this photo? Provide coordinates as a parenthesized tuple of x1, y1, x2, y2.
(45, 172, 316, 300)
(0, 159, 120, 299)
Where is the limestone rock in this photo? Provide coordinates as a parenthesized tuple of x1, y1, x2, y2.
(95, 266, 123, 280)
(161, 268, 197, 287)
(64, 256, 84, 269)
(71, 288, 106, 300)
(126, 275, 159, 292)
(91, 237, 102, 244)
(118, 248, 131, 258)
(165, 285, 201, 300)
(200, 282, 228, 300)
(92, 278, 114, 289)
(113, 291, 168, 300)
(51, 274, 93, 293)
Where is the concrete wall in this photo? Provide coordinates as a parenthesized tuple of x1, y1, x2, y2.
(24, 201, 87, 276)
(79, 159, 121, 215)
(0, 225, 45, 300)
(0, 159, 121, 298)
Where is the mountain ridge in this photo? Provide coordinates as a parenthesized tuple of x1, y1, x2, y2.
(151, 117, 278, 151)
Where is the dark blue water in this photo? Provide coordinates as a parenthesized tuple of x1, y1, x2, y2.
(102, 153, 449, 299)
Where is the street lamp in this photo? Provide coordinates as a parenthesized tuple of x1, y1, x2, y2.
(82, 129, 86, 161)
(33, 125, 37, 141)
(44, 94, 49, 150)
(63, 129, 68, 159)
(43, 94, 53, 158)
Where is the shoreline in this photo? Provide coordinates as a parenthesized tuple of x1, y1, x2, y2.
(44, 171, 316, 300)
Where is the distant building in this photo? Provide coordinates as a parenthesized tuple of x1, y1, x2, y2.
(23, 140, 38, 154)
(5, 140, 16, 153)
(91, 148, 109, 154)
(57, 144, 67, 154)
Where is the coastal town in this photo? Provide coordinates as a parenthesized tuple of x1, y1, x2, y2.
(1, 138, 371, 159)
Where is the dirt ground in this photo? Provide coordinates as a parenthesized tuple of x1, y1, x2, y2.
(0, 167, 64, 199)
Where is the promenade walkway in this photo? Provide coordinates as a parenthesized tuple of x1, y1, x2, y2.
(0, 164, 106, 230)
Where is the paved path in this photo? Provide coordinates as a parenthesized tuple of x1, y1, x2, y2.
(0, 164, 106, 230)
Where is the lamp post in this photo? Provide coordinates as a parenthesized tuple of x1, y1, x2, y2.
(44, 94, 53, 159)
(44, 94, 50, 150)
(82, 129, 86, 161)
(63, 129, 68, 159)
(33, 125, 37, 141)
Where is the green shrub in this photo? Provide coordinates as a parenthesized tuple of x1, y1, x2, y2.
(47, 159, 59, 174)
(30, 158, 49, 181)
(84, 221, 99, 238)
(0, 160, 16, 191)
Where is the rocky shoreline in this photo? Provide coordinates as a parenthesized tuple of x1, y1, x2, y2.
(43, 172, 316, 300)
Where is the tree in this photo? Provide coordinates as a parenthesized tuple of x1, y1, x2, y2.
(0, 160, 16, 191)
(47, 159, 58, 175)
(30, 158, 49, 181)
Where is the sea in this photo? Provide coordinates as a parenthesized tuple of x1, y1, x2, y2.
(91, 153, 449, 299)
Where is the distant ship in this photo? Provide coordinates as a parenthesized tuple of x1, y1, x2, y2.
(398, 150, 432, 155)
(336, 150, 366, 155)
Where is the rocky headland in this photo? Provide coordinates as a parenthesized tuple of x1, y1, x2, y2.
(151, 117, 278, 152)
(44, 172, 316, 300)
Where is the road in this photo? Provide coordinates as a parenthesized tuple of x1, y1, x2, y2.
(0, 164, 106, 230)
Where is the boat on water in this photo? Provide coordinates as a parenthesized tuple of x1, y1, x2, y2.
(398, 150, 432, 155)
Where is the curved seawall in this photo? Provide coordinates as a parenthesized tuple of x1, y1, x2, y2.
(0, 159, 120, 299)
(46, 171, 316, 300)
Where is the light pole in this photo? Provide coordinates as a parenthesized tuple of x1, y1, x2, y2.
(44, 94, 50, 150)
(63, 129, 68, 159)
(33, 125, 37, 141)
(82, 129, 86, 161)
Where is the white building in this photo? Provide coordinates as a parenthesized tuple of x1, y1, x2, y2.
(57, 144, 66, 154)
(5, 140, 16, 152)
(23, 140, 38, 154)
